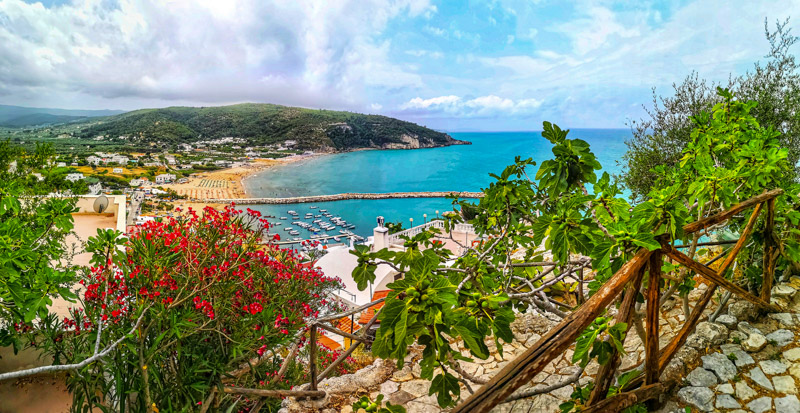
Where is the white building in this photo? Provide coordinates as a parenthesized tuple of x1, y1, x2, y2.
(155, 173, 176, 184)
(88, 182, 103, 195)
(111, 155, 129, 165)
(130, 177, 150, 187)
(56, 162, 66, 167)
(113, 168, 124, 174)
(86, 156, 102, 166)
(65, 173, 84, 182)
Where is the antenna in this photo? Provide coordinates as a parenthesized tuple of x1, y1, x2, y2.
(93, 195, 110, 214)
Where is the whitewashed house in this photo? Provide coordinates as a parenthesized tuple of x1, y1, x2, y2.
(88, 182, 103, 195)
(113, 168, 124, 174)
(86, 156, 102, 166)
(65, 173, 84, 182)
(155, 173, 176, 184)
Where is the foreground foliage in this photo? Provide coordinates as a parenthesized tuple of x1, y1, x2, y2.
(352, 91, 800, 408)
(0, 140, 78, 350)
(623, 19, 800, 200)
(31, 206, 342, 412)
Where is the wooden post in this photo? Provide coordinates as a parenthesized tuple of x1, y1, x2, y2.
(452, 248, 652, 413)
(223, 386, 326, 399)
(682, 189, 782, 233)
(664, 246, 781, 312)
(761, 198, 777, 303)
(588, 264, 647, 405)
(716, 202, 764, 276)
(309, 325, 318, 391)
(582, 382, 669, 413)
(645, 251, 661, 385)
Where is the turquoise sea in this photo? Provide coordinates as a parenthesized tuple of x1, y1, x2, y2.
(244, 130, 631, 241)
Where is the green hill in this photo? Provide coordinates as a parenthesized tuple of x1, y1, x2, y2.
(0, 113, 88, 127)
(74, 103, 466, 151)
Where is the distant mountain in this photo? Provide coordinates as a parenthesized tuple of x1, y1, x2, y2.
(0, 113, 89, 127)
(0, 104, 124, 127)
(73, 103, 467, 151)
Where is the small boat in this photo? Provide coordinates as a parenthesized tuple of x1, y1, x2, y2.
(289, 230, 300, 236)
(274, 222, 282, 226)
(292, 216, 300, 220)
(334, 236, 341, 241)
(280, 217, 287, 220)
(292, 237, 301, 241)
(310, 206, 318, 209)
(320, 209, 327, 213)
(288, 210, 298, 215)
(347, 224, 356, 229)
(283, 227, 292, 231)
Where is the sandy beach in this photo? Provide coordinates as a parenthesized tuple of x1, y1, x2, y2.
(163, 154, 319, 200)
(162, 153, 325, 211)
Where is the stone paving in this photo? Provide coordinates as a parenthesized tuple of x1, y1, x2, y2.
(662, 276, 800, 413)
(280, 278, 800, 413)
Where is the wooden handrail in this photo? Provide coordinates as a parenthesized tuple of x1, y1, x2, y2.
(455, 189, 785, 413)
(452, 248, 652, 412)
(683, 188, 782, 233)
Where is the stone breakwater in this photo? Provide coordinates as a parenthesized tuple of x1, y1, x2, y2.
(200, 191, 484, 205)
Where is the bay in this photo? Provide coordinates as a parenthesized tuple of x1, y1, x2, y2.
(244, 129, 631, 241)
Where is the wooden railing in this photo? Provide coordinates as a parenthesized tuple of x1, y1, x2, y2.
(454, 188, 784, 413)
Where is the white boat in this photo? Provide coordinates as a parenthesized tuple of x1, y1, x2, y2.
(284, 227, 292, 231)
(288, 210, 298, 215)
(310, 206, 318, 209)
(280, 217, 287, 220)
(320, 209, 327, 213)
(289, 230, 300, 236)
(292, 237, 301, 241)
(334, 236, 341, 241)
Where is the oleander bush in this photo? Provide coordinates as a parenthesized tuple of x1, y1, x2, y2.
(32, 205, 343, 412)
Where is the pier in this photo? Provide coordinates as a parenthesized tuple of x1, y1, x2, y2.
(199, 191, 484, 205)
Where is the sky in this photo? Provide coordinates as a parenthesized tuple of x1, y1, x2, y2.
(0, 0, 799, 131)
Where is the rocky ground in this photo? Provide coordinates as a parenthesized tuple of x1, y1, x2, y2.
(659, 278, 800, 413)
(279, 278, 800, 413)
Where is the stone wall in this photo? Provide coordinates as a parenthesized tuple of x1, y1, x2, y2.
(279, 279, 800, 413)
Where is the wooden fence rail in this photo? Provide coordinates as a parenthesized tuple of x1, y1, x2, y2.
(454, 188, 784, 412)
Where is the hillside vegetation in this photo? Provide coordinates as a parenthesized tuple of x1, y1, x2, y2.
(75, 103, 466, 151)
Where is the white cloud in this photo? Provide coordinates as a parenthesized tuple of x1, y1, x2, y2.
(555, 6, 639, 55)
(405, 49, 444, 59)
(0, 0, 433, 110)
(424, 25, 447, 37)
(400, 94, 541, 116)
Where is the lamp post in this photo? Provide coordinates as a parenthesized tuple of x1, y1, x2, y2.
(424, 213, 427, 224)
(410, 218, 414, 228)
(436, 210, 439, 219)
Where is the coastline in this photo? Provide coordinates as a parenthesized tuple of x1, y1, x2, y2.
(166, 153, 328, 211)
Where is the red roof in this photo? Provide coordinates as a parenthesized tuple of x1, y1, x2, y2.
(358, 290, 390, 325)
(336, 317, 361, 334)
(317, 334, 341, 351)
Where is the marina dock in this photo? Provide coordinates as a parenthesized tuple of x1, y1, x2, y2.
(198, 191, 483, 205)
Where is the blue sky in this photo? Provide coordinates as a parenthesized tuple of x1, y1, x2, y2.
(0, 0, 797, 130)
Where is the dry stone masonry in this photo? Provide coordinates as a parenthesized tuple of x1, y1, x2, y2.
(280, 277, 800, 413)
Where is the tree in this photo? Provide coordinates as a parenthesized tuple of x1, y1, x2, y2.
(622, 18, 800, 200)
(0, 140, 78, 351)
(26, 205, 343, 412)
(351, 92, 800, 409)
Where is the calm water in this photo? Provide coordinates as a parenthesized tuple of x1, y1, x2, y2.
(245, 130, 630, 241)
